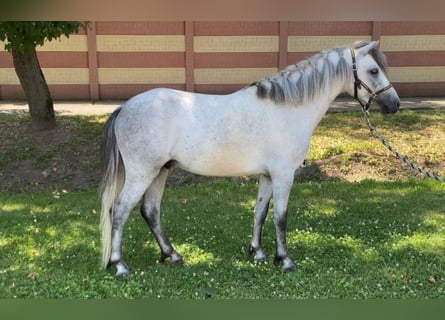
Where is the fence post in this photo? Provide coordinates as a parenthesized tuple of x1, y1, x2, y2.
(185, 21, 195, 92)
(87, 21, 99, 101)
(279, 21, 289, 70)
(372, 21, 382, 42)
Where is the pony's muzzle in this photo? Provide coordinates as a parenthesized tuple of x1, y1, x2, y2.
(375, 89, 400, 114)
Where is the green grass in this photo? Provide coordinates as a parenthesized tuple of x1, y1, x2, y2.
(306, 109, 445, 180)
(1, 178, 444, 298)
(309, 109, 445, 163)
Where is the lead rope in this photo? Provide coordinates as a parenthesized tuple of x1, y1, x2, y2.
(361, 107, 445, 182)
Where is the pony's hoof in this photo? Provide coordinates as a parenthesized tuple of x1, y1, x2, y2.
(160, 251, 183, 266)
(246, 244, 255, 257)
(170, 258, 184, 267)
(282, 258, 296, 272)
(170, 252, 184, 267)
(170, 254, 184, 266)
(114, 262, 130, 278)
(247, 245, 267, 263)
(254, 251, 267, 263)
(254, 256, 267, 264)
(160, 252, 169, 263)
(273, 254, 282, 267)
(274, 255, 296, 272)
(115, 271, 130, 280)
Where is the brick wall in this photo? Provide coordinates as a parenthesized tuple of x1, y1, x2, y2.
(0, 21, 444, 100)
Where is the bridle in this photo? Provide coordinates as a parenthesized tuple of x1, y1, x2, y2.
(350, 48, 393, 111)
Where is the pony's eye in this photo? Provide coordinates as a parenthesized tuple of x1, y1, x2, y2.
(370, 68, 379, 75)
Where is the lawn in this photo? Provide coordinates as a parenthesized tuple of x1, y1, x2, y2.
(1, 179, 444, 298)
(0, 108, 444, 298)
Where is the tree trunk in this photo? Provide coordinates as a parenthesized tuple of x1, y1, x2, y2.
(11, 47, 56, 131)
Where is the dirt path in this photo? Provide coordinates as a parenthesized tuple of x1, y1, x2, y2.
(1, 97, 445, 116)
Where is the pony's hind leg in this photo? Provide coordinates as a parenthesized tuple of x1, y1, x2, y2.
(140, 168, 183, 266)
(109, 174, 154, 277)
(248, 174, 273, 263)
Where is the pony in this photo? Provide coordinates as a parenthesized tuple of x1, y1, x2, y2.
(100, 41, 400, 277)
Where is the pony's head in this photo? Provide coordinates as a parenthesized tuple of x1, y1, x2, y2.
(348, 41, 400, 114)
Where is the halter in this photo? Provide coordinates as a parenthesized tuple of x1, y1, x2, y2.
(350, 48, 393, 111)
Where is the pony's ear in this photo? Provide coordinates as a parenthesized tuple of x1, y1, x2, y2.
(356, 41, 380, 56)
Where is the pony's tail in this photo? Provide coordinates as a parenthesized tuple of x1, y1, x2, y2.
(99, 108, 125, 269)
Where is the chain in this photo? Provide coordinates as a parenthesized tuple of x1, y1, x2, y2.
(361, 108, 445, 183)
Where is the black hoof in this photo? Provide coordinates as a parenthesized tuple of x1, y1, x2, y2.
(246, 244, 255, 257)
(106, 259, 118, 270)
(273, 255, 283, 267)
(160, 252, 169, 263)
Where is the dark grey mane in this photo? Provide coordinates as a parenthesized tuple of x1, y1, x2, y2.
(251, 42, 387, 105)
(355, 41, 388, 73)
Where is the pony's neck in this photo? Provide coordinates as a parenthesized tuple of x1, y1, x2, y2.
(252, 46, 353, 107)
(299, 47, 353, 125)
(314, 46, 352, 101)
(296, 46, 353, 109)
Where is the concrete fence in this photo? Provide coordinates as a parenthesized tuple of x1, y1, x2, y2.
(1, 21, 444, 100)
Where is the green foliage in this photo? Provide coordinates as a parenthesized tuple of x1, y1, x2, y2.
(0, 21, 84, 52)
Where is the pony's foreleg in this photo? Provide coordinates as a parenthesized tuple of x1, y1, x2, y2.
(141, 168, 183, 266)
(248, 174, 273, 263)
(271, 173, 296, 272)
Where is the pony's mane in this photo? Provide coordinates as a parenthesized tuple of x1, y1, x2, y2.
(355, 41, 388, 73)
(250, 42, 387, 105)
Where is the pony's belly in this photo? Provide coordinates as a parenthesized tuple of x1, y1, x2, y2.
(174, 151, 266, 177)
(177, 163, 264, 177)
